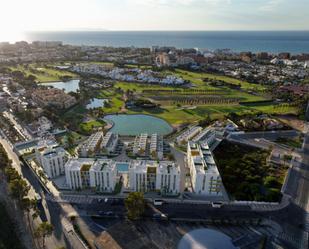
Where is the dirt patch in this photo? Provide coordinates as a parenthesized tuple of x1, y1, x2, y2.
(275, 114, 306, 132)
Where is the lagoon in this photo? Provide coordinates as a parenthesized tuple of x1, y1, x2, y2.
(104, 114, 173, 136)
(86, 98, 108, 109)
(39, 79, 80, 93)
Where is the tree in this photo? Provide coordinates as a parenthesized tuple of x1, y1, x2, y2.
(283, 154, 292, 166)
(9, 178, 30, 201)
(125, 192, 145, 220)
(21, 198, 40, 235)
(34, 222, 54, 249)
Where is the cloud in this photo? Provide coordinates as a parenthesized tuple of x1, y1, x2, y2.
(259, 0, 283, 12)
(127, 0, 231, 7)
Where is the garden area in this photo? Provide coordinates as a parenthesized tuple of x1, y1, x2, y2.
(213, 140, 287, 202)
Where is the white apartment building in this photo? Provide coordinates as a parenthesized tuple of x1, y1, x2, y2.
(187, 141, 223, 195)
(192, 128, 216, 147)
(133, 133, 148, 155)
(129, 160, 180, 194)
(176, 126, 202, 144)
(90, 159, 117, 192)
(65, 158, 117, 192)
(36, 143, 68, 179)
(150, 134, 164, 160)
(101, 132, 119, 154)
(79, 132, 103, 157)
(65, 158, 95, 189)
(38, 116, 53, 133)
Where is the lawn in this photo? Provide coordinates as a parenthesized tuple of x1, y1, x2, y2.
(17, 63, 296, 127)
(114, 81, 177, 92)
(174, 69, 267, 91)
(79, 119, 106, 133)
(104, 80, 297, 126)
(9, 64, 78, 82)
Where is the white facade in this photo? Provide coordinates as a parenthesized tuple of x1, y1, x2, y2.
(129, 160, 180, 194)
(101, 132, 118, 154)
(90, 159, 117, 192)
(133, 133, 148, 155)
(65, 158, 95, 189)
(187, 141, 223, 195)
(192, 128, 216, 147)
(150, 134, 164, 160)
(36, 144, 68, 179)
(79, 132, 103, 157)
(65, 158, 117, 192)
(38, 116, 53, 132)
(176, 126, 202, 144)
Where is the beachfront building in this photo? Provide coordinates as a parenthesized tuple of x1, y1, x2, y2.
(129, 161, 180, 195)
(79, 132, 104, 157)
(101, 132, 119, 154)
(176, 126, 203, 145)
(36, 143, 69, 178)
(90, 159, 117, 192)
(150, 134, 164, 160)
(133, 133, 148, 156)
(187, 141, 223, 195)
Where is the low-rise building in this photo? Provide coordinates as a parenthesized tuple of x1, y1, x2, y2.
(101, 132, 119, 154)
(133, 133, 148, 156)
(129, 160, 180, 195)
(32, 88, 77, 109)
(38, 116, 53, 132)
(176, 126, 202, 144)
(36, 143, 68, 178)
(192, 128, 216, 147)
(79, 132, 104, 157)
(150, 133, 164, 160)
(187, 141, 223, 195)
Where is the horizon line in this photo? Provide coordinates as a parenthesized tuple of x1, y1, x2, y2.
(25, 29, 309, 32)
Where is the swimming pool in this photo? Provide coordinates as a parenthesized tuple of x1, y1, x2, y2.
(116, 162, 129, 172)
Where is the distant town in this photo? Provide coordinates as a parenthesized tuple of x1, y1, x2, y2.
(0, 40, 308, 249)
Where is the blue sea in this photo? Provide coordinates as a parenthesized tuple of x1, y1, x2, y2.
(24, 31, 309, 54)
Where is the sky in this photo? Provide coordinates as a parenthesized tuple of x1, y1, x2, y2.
(0, 0, 308, 40)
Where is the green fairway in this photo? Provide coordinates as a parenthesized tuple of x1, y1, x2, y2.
(79, 119, 106, 133)
(9, 64, 78, 82)
(12, 63, 298, 127)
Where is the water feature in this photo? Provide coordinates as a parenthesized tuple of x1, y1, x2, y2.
(104, 114, 173, 136)
(116, 163, 129, 172)
(86, 98, 108, 109)
(39, 79, 80, 93)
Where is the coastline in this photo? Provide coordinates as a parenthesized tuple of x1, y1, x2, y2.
(23, 31, 309, 54)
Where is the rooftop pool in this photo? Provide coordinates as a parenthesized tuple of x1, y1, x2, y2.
(104, 114, 173, 136)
